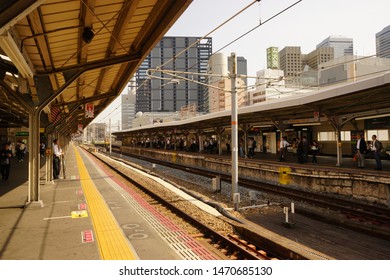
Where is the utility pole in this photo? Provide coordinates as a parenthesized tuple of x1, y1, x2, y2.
(230, 53, 240, 211)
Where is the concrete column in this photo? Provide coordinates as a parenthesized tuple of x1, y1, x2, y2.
(27, 109, 42, 205)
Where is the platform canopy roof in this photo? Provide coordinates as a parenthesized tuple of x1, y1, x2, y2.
(0, 0, 192, 132)
(115, 71, 390, 135)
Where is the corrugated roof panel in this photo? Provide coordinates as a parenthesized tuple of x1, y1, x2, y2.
(40, 1, 80, 15)
(133, 6, 154, 16)
(42, 10, 78, 23)
(91, 13, 119, 25)
(48, 32, 78, 44)
(95, 0, 123, 7)
(95, 3, 123, 15)
(138, 0, 158, 8)
(50, 46, 78, 57)
(47, 27, 81, 40)
(51, 58, 79, 68)
(45, 19, 80, 31)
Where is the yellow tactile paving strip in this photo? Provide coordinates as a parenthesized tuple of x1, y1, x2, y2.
(74, 146, 137, 260)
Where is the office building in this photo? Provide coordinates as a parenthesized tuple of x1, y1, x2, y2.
(266, 47, 279, 69)
(376, 25, 390, 58)
(306, 47, 334, 70)
(279, 46, 302, 80)
(319, 55, 390, 85)
(227, 55, 248, 85)
(84, 123, 106, 144)
(207, 53, 247, 112)
(135, 36, 212, 114)
(316, 36, 353, 58)
(121, 80, 136, 130)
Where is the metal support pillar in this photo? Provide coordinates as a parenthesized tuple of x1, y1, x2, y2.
(230, 53, 239, 211)
(109, 118, 112, 154)
(27, 109, 42, 205)
(198, 133, 204, 152)
(328, 115, 345, 167)
(215, 127, 225, 155)
(46, 133, 53, 182)
(218, 133, 222, 155)
(173, 131, 177, 151)
(335, 128, 342, 167)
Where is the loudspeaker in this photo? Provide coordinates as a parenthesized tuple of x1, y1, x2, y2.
(82, 27, 95, 44)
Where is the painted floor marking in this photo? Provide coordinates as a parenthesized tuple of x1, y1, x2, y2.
(43, 216, 72, 220)
(74, 146, 137, 260)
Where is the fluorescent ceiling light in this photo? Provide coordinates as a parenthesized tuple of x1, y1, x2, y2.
(0, 32, 34, 78)
(355, 114, 390, 121)
(253, 125, 272, 128)
(292, 123, 321, 126)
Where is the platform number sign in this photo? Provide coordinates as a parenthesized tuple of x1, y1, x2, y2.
(313, 111, 320, 121)
(85, 103, 94, 118)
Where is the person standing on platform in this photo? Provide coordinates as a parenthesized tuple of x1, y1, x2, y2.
(311, 140, 319, 164)
(355, 134, 367, 168)
(371, 135, 383, 171)
(278, 136, 290, 162)
(302, 136, 309, 162)
(297, 137, 304, 164)
(239, 139, 244, 157)
(40, 141, 46, 157)
(53, 139, 63, 179)
(0, 143, 12, 181)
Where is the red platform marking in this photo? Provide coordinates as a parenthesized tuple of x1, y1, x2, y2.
(82, 230, 94, 243)
(78, 203, 87, 210)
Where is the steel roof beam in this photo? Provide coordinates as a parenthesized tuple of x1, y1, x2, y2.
(35, 52, 142, 76)
(51, 91, 117, 108)
(0, 0, 45, 35)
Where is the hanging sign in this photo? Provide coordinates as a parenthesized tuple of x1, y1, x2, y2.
(85, 103, 94, 118)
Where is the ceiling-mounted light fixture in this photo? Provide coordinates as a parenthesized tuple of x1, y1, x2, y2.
(0, 32, 34, 78)
(82, 27, 95, 44)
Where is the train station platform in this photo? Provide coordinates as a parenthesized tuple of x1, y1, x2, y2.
(0, 144, 217, 260)
(1, 143, 389, 260)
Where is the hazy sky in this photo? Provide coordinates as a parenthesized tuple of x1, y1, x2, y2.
(167, 0, 389, 75)
(93, 0, 389, 126)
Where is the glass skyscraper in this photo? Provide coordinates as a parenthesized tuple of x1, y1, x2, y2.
(376, 25, 390, 58)
(135, 36, 212, 113)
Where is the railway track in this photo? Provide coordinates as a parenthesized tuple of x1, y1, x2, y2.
(85, 148, 281, 260)
(113, 150, 390, 240)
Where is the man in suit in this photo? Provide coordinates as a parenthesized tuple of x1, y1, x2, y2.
(371, 135, 382, 171)
(355, 134, 367, 168)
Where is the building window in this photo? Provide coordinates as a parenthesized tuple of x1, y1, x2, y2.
(366, 129, 389, 141)
(317, 131, 351, 141)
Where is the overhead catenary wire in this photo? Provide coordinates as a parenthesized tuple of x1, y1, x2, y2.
(94, 1, 263, 121)
(96, 0, 388, 123)
(143, 0, 303, 94)
(136, 0, 262, 93)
